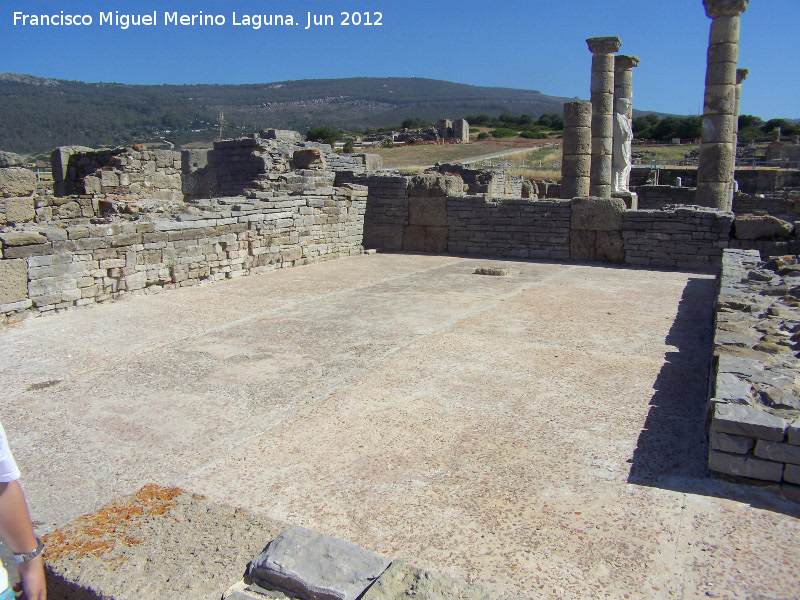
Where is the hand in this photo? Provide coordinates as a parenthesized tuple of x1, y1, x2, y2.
(17, 555, 46, 600)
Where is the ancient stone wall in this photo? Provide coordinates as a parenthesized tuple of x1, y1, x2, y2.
(0, 188, 365, 322)
(622, 207, 734, 271)
(447, 198, 571, 260)
(52, 147, 183, 200)
(636, 185, 699, 210)
(732, 193, 800, 223)
(706, 249, 800, 496)
(633, 167, 800, 195)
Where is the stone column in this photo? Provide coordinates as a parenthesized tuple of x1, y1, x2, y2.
(612, 55, 639, 193)
(587, 36, 622, 197)
(561, 101, 592, 199)
(729, 67, 748, 208)
(695, 0, 749, 210)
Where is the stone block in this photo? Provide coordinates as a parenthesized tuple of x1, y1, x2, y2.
(713, 403, 787, 442)
(0, 259, 28, 305)
(407, 174, 461, 198)
(0, 152, 24, 168)
(789, 420, 800, 446)
(402, 226, 426, 252)
(291, 149, 327, 171)
(361, 154, 382, 173)
(785, 464, 800, 485)
(0, 231, 47, 247)
(424, 227, 448, 253)
(409, 197, 447, 227)
(570, 197, 625, 231)
(710, 429, 755, 454)
(713, 372, 753, 404)
(754, 440, 800, 465)
(734, 215, 793, 240)
(0, 167, 36, 198)
(248, 526, 391, 600)
(4, 197, 35, 223)
(708, 450, 783, 482)
(362, 560, 489, 600)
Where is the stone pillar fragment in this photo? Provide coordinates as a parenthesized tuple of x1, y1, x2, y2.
(612, 55, 639, 194)
(561, 101, 592, 199)
(695, 0, 749, 210)
(587, 36, 622, 198)
(729, 67, 748, 208)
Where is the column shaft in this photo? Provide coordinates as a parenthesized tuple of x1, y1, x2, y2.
(561, 101, 592, 198)
(695, 0, 749, 209)
(612, 55, 639, 193)
(587, 37, 621, 198)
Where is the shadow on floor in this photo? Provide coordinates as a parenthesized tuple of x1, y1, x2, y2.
(626, 277, 800, 518)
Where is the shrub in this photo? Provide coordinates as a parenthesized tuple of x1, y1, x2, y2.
(520, 131, 548, 139)
(477, 132, 489, 140)
(491, 128, 518, 138)
(306, 126, 341, 145)
(382, 138, 394, 148)
(343, 140, 355, 153)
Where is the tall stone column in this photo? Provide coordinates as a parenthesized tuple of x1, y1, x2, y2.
(612, 55, 639, 195)
(561, 101, 592, 199)
(729, 67, 748, 208)
(695, 0, 749, 210)
(587, 36, 622, 197)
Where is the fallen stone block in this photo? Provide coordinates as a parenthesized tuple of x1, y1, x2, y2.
(713, 403, 787, 442)
(754, 440, 800, 465)
(248, 526, 392, 600)
(734, 215, 793, 240)
(708, 450, 783, 482)
(361, 560, 489, 600)
(0, 151, 24, 167)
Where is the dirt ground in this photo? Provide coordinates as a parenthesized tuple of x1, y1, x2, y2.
(1, 254, 798, 599)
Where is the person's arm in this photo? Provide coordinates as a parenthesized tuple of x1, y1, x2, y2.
(0, 481, 46, 600)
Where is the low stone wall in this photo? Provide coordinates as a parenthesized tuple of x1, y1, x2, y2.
(0, 187, 366, 323)
(636, 185, 698, 210)
(706, 249, 800, 500)
(733, 193, 800, 223)
(622, 207, 733, 271)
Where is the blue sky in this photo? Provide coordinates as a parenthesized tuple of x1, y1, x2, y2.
(2, 0, 798, 119)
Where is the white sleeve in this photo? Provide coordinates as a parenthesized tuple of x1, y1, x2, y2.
(0, 419, 21, 483)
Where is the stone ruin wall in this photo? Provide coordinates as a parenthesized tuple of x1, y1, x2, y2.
(706, 249, 800, 497)
(0, 187, 366, 323)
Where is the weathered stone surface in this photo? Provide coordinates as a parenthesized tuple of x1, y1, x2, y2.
(0, 151, 24, 167)
(292, 149, 327, 171)
(0, 167, 36, 198)
(409, 197, 447, 227)
(713, 403, 787, 441)
(785, 464, 800, 484)
(361, 560, 489, 600)
(754, 440, 800, 465)
(789, 419, 800, 446)
(710, 429, 755, 454)
(0, 258, 27, 305)
(248, 526, 392, 600)
(407, 174, 462, 198)
(708, 450, 783, 482)
(717, 354, 764, 377)
(0, 231, 47, 246)
(4, 197, 35, 223)
(713, 372, 753, 403)
(734, 215, 794, 240)
(570, 197, 625, 231)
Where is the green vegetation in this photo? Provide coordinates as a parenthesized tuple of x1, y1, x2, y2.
(0, 74, 577, 154)
(738, 115, 800, 140)
(491, 128, 519, 138)
(342, 140, 355, 153)
(632, 114, 702, 141)
(477, 132, 490, 140)
(306, 126, 341, 145)
(465, 112, 563, 132)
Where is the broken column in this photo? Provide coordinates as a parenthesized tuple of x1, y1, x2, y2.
(612, 55, 639, 206)
(695, 0, 749, 210)
(560, 101, 592, 199)
(587, 36, 622, 197)
(730, 67, 748, 207)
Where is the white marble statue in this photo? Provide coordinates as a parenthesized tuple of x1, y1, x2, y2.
(613, 97, 633, 193)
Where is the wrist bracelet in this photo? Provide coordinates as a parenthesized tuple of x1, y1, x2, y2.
(12, 537, 44, 564)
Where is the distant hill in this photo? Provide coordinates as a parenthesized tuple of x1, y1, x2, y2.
(0, 74, 591, 155)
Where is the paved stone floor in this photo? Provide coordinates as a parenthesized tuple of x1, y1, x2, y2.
(1, 254, 798, 599)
